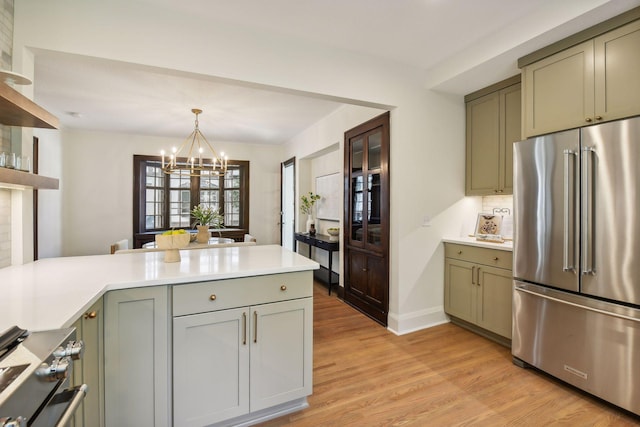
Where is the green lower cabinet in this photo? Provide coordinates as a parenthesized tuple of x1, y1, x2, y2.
(444, 243, 513, 342)
(476, 265, 513, 339)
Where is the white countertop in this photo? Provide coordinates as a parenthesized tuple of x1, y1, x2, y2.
(443, 236, 513, 252)
(0, 245, 319, 333)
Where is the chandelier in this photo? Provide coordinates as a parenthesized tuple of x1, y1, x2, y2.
(160, 108, 228, 176)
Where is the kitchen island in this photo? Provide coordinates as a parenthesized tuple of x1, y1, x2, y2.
(0, 245, 319, 427)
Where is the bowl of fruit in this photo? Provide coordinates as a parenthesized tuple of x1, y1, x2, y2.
(326, 227, 340, 241)
(155, 229, 190, 262)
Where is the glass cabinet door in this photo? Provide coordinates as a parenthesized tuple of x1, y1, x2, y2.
(348, 126, 385, 252)
(351, 175, 364, 243)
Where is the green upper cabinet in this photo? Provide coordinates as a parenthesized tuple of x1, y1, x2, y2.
(594, 19, 640, 122)
(522, 19, 640, 137)
(465, 76, 521, 196)
(522, 41, 594, 137)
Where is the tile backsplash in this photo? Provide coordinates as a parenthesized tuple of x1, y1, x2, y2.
(482, 195, 513, 215)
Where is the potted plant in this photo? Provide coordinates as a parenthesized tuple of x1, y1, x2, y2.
(191, 204, 224, 243)
(300, 192, 321, 234)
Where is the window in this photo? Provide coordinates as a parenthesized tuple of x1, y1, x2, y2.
(134, 155, 249, 234)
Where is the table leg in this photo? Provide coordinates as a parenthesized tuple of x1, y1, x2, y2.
(328, 250, 333, 295)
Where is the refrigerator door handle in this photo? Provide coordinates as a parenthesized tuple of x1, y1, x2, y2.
(563, 149, 577, 272)
(581, 146, 596, 275)
(515, 284, 640, 323)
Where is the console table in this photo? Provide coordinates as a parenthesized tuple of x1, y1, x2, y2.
(294, 233, 339, 295)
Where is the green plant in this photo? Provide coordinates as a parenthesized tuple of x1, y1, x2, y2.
(300, 192, 321, 215)
(191, 204, 224, 228)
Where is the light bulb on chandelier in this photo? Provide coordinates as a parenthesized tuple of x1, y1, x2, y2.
(160, 108, 228, 176)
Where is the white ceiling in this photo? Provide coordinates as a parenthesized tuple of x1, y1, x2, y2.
(33, 51, 344, 143)
(30, 0, 640, 143)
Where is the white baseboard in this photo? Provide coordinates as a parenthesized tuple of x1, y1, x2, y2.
(387, 306, 449, 335)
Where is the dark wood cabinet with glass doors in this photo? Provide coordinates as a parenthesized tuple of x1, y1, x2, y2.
(343, 112, 390, 326)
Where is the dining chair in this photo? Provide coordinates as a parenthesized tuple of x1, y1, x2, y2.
(110, 238, 129, 254)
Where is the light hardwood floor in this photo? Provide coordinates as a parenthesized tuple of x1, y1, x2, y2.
(260, 282, 640, 426)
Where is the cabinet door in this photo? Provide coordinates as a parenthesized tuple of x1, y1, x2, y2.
(594, 19, 640, 122)
(70, 316, 84, 427)
(250, 298, 313, 412)
(466, 91, 500, 195)
(104, 287, 170, 427)
(476, 265, 513, 339)
(173, 308, 249, 426)
(500, 83, 521, 194)
(79, 299, 104, 427)
(345, 250, 388, 325)
(444, 258, 476, 324)
(70, 298, 105, 427)
(523, 41, 595, 137)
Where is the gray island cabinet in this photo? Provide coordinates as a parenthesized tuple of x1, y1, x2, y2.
(104, 286, 171, 427)
(172, 272, 313, 426)
(102, 268, 314, 427)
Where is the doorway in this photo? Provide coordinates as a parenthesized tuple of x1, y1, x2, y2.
(281, 157, 296, 251)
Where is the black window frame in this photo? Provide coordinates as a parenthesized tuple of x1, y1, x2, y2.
(133, 155, 249, 238)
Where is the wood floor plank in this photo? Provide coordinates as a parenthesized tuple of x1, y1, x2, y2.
(258, 282, 640, 426)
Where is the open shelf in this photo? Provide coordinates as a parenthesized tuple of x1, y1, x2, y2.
(0, 83, 59, 129)
(0, 82, 60, 189)
(0, 167, 59, 190)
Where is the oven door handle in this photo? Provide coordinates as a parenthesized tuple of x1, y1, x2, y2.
(55, 384, 88, 427)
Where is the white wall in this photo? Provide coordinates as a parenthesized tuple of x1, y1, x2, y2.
(14, 0, 486, 333)
(34, 128, 63, 258)
(59, 129, 282, 256)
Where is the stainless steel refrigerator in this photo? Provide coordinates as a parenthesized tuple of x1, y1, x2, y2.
(512, 116, 640, 415)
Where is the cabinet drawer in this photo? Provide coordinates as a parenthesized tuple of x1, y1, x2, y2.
(173, 271, 313, 316)
(445, 243, 512, 270)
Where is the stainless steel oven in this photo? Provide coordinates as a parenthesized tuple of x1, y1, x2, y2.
(0, 326, 86, 427)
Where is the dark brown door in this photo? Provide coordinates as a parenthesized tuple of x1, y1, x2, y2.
(344, 112, 390, 326)
(33, 137, 39, 260)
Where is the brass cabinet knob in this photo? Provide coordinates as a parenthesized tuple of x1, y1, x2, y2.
(84, 311, 97, 320)
(585, 117, 593, 122)
(280, 285, 287, 291)
(595, 116, 603, 121)
(457, 250, 463, 255)
(209, 294, 217, 301)
(493, 257, 499, 261)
